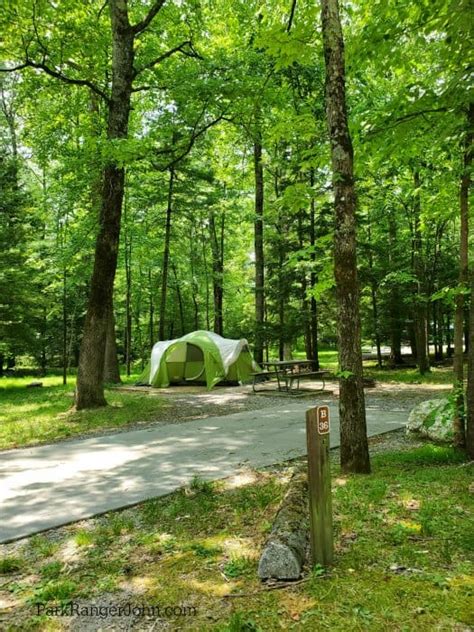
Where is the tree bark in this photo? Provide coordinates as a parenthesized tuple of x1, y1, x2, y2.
(309, 170, 320, 370)
(412, 170, 430, 375)
(320, 0, 370, 473)
(209, 208, 224, 336)
(172, 262, 185, 336)
(453, 103, 472, 447)
(103, 308, 121, 383)
(254, 129, 265, 365)
(75, 0, 134, 409)
(148, 268, 154, 350)
(258, 470, 308, 580)
(124, 230, 132, 376)
(367, 219, 382, 367)
(466, 273, 474, 459)
(158, 166, 174, 340)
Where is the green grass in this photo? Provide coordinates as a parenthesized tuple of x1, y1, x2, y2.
(364, 362, 457, 385)
(0, 445, 472, 631)
(0, 373, 166, 450)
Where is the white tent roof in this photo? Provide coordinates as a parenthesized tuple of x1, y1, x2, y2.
(149, 330, 257, 383)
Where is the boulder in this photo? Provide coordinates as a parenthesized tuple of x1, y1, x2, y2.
(406, 398, 454, 443)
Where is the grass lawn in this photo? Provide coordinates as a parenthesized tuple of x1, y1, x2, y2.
(0, 444, 472, 631)
(0, 374, 166, 450)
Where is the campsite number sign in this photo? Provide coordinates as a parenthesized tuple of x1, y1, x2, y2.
(317, 405, 330, 434)
(306, 405, 333, 567)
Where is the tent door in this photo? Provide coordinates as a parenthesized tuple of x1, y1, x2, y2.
(184, 343, 205, 381)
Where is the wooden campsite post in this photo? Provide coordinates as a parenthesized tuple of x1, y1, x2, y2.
(306, 405, 333, 567)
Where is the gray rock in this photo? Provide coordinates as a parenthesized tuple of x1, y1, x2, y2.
(406, 398, 454, 442)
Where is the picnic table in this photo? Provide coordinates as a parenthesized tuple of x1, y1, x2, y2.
(251, 359, 329, 394)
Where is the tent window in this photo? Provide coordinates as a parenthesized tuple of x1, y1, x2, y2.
(186, 343, 203, 362)
(167, 344, 186, 363)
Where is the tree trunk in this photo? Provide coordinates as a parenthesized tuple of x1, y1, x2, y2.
(103, 308, 121, 383)
(309, 170, 320, 370)
(209, 208, 224, 336)
(254, 129, 265, 364)
(320, 0, 370, 473)
(412, 170, 430, 374)
(75, 0, 134, 409)
(258, 470, 308, 580)
(367, 220, 382, 367)
(172, 262, 185, 336)
(453, 103, 472, 447)
(446, 310, 453, 357)
(466, 273, 474, 459)
(148, 268, 154, 349)
(199, 216, 211, 331)
(124, 231, 132, 376)
(158, 167, 174, 340)
(62, 262, 68, 386)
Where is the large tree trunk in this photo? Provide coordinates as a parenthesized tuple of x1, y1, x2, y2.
(254, 130, 265, 365)
(453, 103, 472, 447)
(75, 0, 134, 409)
(466, 273, 474, 459)
(103, 307, 121, 383)
(320, 0, 370, 473)
(158, 167, 174, 340)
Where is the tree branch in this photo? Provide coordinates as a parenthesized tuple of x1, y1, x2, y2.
(0, 59, 110, 103)
(153, 107, 229, 171)
(367, 107, 449, 136)
(132, 0, 167, 35)
(287, 0, 297, 33)
(133, 41, 202, 77)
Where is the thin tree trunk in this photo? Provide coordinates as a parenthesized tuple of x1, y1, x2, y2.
(159, 166, 174, 340)
(172, 262, 185, 336)
(200, 217, 211, 330)
(209, 209, 224, 336)
(254, 125, 265, 364)
(320, 0, 370, 473)
(76, 0, 134, 409)
(412, 170, 429, 374)
(466, 272, 474, 459)
(367, 220, 382, 368)
(453, 103, 472, 447)
(446, 310, 453, 357)
(148, 268, 154, 349)
(388, 212, 403, 365)
(62, 264, 67, 385)
(103, 309, 121, 383)
(309, 170, 320, 370)
(125, 232, 132, 376)
(189, 218, 200, 330)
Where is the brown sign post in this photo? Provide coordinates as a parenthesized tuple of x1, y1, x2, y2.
(306, 405, 333, 567)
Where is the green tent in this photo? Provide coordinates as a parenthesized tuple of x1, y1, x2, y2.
(138, 330, 260, 389)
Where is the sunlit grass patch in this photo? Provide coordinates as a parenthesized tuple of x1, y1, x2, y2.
(0, 376, 165, 450)
(0, 447, 471, 630)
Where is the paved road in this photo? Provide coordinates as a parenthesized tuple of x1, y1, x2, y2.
(0, 402, 405, 543)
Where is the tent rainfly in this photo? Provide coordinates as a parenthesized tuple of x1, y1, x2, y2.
(138, 330, 260, 389)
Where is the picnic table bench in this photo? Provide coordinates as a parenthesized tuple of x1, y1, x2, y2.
(251, 360, 329, 394)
